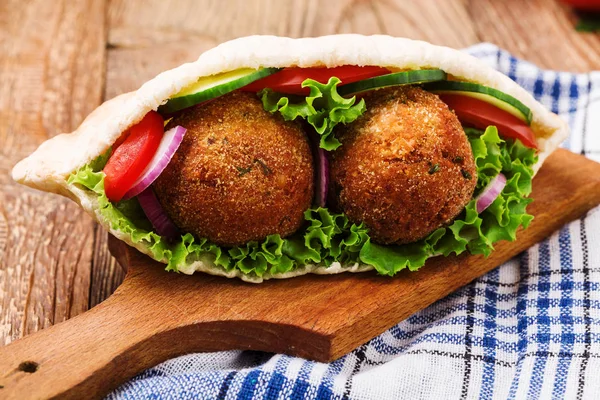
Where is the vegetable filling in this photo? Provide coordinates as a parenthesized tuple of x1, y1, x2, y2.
(68, 125, 536, 277)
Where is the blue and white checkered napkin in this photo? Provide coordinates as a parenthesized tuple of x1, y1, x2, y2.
(108, 44, 600, 400)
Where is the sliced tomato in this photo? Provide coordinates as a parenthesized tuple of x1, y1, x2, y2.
(438, 94, 538, 149)
(104, 111, 164, 202)
(561, 0, 600, 11)
(241, 65, 390, 95)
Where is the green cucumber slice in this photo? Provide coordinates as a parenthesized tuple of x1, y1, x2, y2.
(159, 68, 280, 114)
(337, 69, 447, 97)
(424, 81, 532, 125)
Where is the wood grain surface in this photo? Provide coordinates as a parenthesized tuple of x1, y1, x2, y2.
(1, 149, 600, 400)
(1, 0, 599, 347)
(0, 0, 106, 345)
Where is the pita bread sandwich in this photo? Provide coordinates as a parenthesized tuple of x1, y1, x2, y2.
(12, 35, 568, 282)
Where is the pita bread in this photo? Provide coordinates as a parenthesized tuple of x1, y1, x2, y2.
(12, 35, 568, 282)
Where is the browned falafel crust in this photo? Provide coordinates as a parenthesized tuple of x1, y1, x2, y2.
(330, 86, 477, 245)
(153, 91, 314, 247)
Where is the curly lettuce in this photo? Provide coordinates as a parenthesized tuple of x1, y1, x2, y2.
(260, 77, 366, 150)
(68, 126, 536, 278)
(68, 161, 368, 274)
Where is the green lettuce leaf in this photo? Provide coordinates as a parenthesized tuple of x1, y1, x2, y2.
(260, 77, 366, 150)
(67, 125, 536, 278)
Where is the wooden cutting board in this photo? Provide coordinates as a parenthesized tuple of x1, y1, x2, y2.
(1, 148, 600, 399)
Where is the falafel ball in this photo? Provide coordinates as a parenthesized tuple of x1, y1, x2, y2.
(330, 86, 477, 245)
(153, 91, 314, 247)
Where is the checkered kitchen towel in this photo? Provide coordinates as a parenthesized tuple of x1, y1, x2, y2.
(108, 44, 600, 400)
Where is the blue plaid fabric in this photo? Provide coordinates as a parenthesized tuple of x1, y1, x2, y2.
(108, 44, 600, 400)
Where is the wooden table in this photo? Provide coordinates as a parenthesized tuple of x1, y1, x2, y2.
(1, 0, 598, 346)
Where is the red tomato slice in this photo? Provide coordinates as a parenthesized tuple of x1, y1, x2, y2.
(561, 0, 600, 11)
(241, 65, 390, 95)
(438, 94, 538, 149)
(104, 111, 164, 202)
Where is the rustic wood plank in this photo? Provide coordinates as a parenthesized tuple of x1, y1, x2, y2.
(1, 149, 599, 400)
(469, 0, 600, 72)
(342, 0, 478, 48)
(108, 0, 477, 48)
(0, 0, 106, 345)
(104, 0, 478, 98)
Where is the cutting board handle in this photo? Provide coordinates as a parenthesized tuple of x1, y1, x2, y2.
(0, 275, 170, 399)
(0, 238, 333, 399)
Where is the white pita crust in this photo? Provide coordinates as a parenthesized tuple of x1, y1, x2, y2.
(12, 35, 569, 282)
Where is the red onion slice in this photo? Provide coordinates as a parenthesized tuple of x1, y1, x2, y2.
(137, 188, 179, 239)
(123, 125, 187, 200)
(315, 147, 329, 207)
(475, 173, 507, 213)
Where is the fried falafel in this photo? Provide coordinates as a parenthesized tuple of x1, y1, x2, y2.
(330, 86, 477, 244)
(153, 91, 314, 247)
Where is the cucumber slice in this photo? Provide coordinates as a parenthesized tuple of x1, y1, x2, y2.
(424, 81, 532, 125)
(337, 69, 447, 97)
(159, 68, 280, 114)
